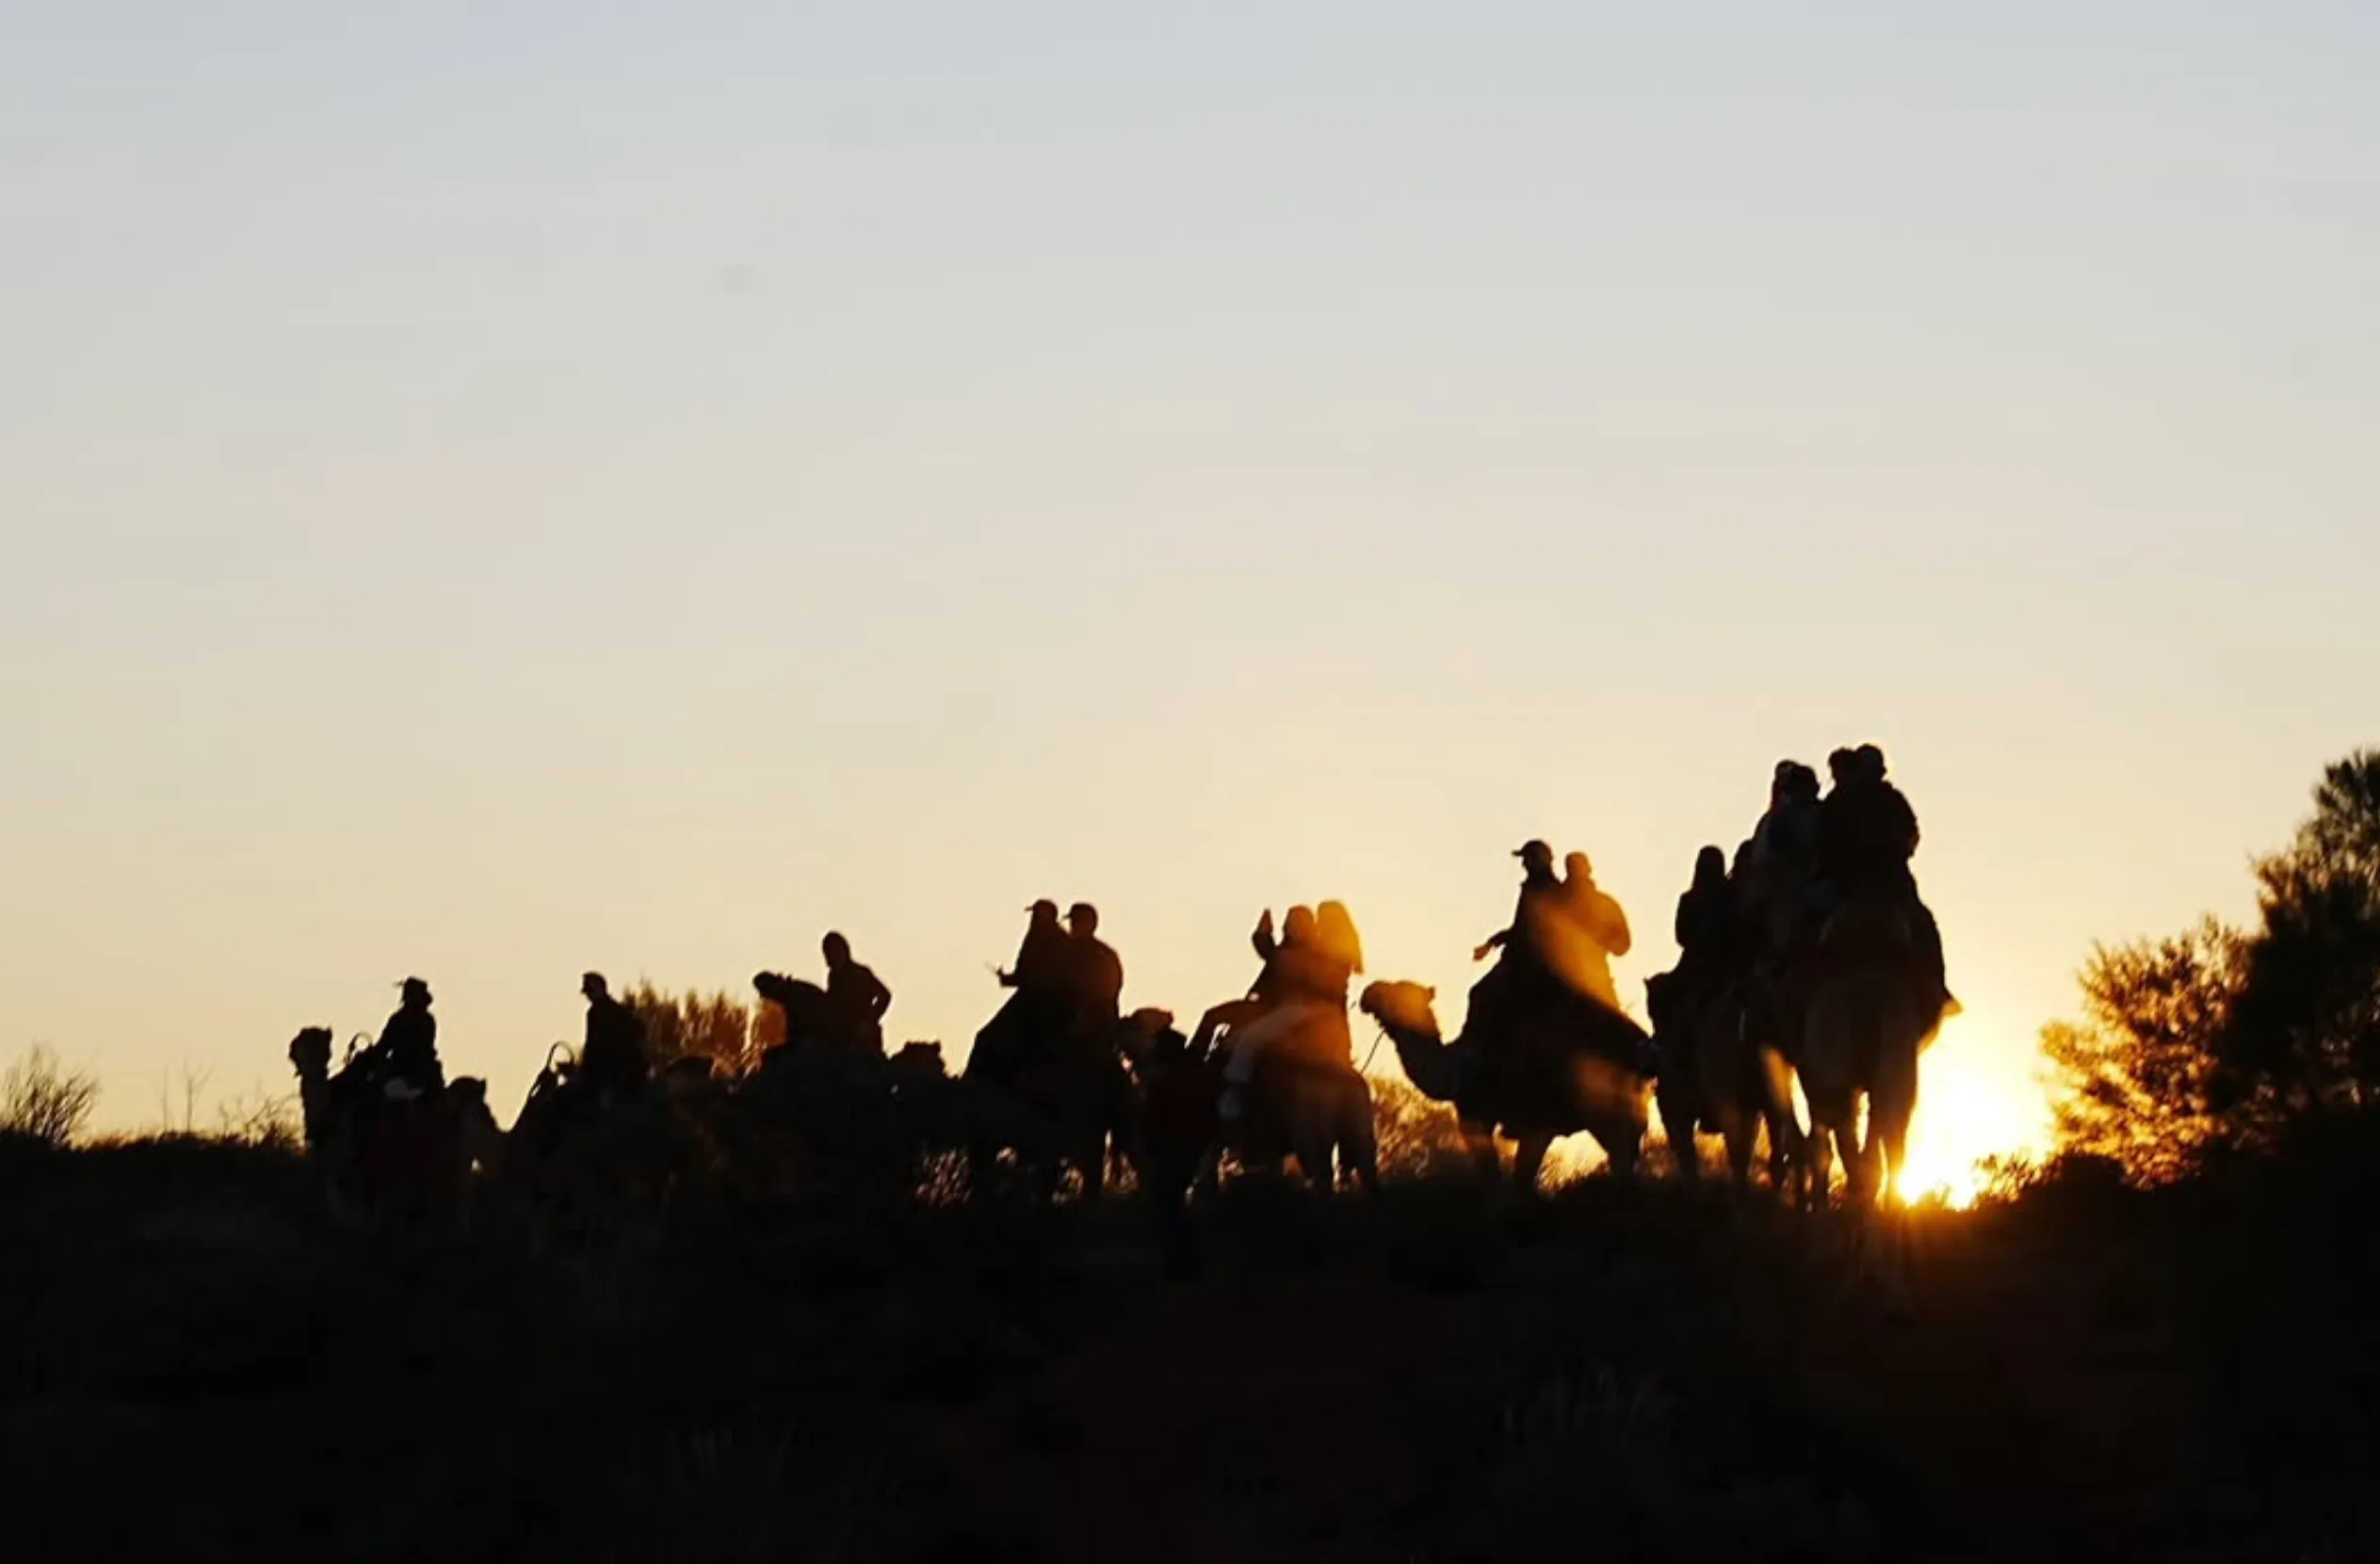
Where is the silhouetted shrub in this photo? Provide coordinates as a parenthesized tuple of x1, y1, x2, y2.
(0, 1045, 99, 1147)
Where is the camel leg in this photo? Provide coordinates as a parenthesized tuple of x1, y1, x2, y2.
(1847, 1092, 1889, 1208)
(1461, 1120, 1502, 1183)
(1345, 1121, 1381, 1197)
(1762, 1110, 1795, 1201)
(1512, 1134, 1553, 1196)
(1326, 1084, 1380, 1197)
(1802, 1104, 1842, 1210)
(1752, 1044, 1806, 1204)
(1600, 1121, 1643, 1180)
(1718, 1103, 1757, 1195)
(1870, 1043, 1919, 1206)
(1657, 1075, 1702, 1184)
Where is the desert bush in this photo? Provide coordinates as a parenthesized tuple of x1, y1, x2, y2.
(0, 1045, 99, 1147)
(1368, 1071, 1473, 1179)
(216, 1088, 305, 1152)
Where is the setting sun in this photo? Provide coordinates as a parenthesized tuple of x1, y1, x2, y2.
(1890, 1014, 2051, 1207)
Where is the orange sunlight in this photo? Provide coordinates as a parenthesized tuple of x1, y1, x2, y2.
(1537, 1011, 2049, 1203)
(1890, 1014, 2049, 1207)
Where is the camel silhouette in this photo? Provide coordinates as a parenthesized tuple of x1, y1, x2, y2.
(1359, 979, 1650, 1192)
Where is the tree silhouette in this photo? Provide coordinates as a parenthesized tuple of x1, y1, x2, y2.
(2044, 747, 2380, 1180)
(2042, 922, 2241, 1182)
(2220, 750, 2380, 1116)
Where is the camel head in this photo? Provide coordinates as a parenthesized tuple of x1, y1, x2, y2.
(891, 1040, 947, 1081)
(288, 1026, 334, 1083)
(1115, 1007, 1175, 1061)
(1358, 980, 1441, 1039)
(753, 971, 825, 1009)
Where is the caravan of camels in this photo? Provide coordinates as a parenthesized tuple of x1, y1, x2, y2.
(288, 744, 1957, 1225)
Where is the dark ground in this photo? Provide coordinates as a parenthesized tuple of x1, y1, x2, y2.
(1, 1132, 2373, 1563)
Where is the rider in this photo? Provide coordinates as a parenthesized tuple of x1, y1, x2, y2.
(820, 931, 893, 1055)
(1645, 845, 1736, 1070)
(999, 899, 1068, 994)
(1736, 760, 1823, 966)
(1060, 902, 1125, 1051)
(1308, 900, 1365, 1067)
(1542, 851, 1631, 1013)
(1464, 840, 1567, 1083)
(1475, 839, 1562, 970)
(1216, 898, 1365, 1120)
(578, 972, 652, 1102)
(1814, 744, 1954, 1017)
(365, 977, 445, 1100)
(972, 900, 1067, 1085)
(1670, 845, 1740, 1011)
(1248, 905, 1319, 1005)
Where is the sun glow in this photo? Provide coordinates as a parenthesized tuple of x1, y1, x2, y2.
(1886, 1013, 2048, 1208)
(1542, 1010, 2050, 1204)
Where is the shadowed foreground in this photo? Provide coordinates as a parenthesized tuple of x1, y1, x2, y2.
(2, 1130, 2373, 1562)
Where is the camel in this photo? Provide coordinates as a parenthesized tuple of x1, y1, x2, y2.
(1358, 978, 1652, 1193)
(1163, 1004, 1380, 1196)
(1646, 974, 1804, 1199)
(953, 988, 1140, 1204)
(286, 1026, 495, 1222)
(497, 1046, 721, 1221)
(984, 1038, 1138, 1202)
(1795, 899, 1950, 1207)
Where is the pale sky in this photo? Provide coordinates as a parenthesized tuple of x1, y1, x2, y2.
(5, 6, 2375, 1169)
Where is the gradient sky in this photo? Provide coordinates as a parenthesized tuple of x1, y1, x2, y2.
(5, 6, 2376, 1164)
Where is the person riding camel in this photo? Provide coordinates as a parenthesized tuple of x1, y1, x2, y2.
(972, 899, 1068, 1086)
(1456, 839, 1575, 1079)
(1675, 846, 1739, 973)
(1646, 846, 1737, 1058)
(1814, 744, 1955, 1018)
(1656, 842, 1732, 1024)
(1058, 902, 1136, 1156)
(364, 977, 445, 1101)
(820, 931, 892, 1055)
(1474, 839, 1562, 967)
(1309, 900, 1365, 1067)
(1736, 759, 1823, 966)
(578, 972, 651, 1102)
(1542, 851, 1631, 1013)
(1214, 898, 1367, 1121)
(998, 899, 1068, 994)
(1060, 902, 1125, 1051)
(1248, 905, 1320, 1005)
